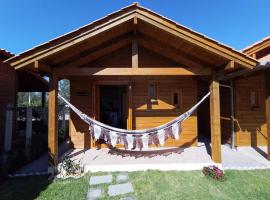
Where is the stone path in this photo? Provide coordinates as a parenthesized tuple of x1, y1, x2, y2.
(87, 172, 136, 200)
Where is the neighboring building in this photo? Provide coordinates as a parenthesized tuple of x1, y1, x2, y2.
(0, 49, 16, 150)
(0, 49, 48, 156)
(5, 3, 268, 169)
(227, 37, 270, 151)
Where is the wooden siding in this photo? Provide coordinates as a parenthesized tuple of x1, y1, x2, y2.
(235, 74, 267, 146)
(69, 77, 92, 148)
(69, 76, 198, 148)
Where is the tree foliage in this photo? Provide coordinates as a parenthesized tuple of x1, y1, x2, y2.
(17, 79, 70, 107)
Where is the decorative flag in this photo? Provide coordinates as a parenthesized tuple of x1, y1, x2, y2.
(94, 124, 102, 139)
(109, 131, 118, 147)
(141, 135, 149, 149)
(126, 134, 134, 150)
(157, 129, 165, 146)
(172, 123, 179, 140)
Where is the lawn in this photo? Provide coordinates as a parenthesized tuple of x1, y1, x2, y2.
(0, 170, 270, 200)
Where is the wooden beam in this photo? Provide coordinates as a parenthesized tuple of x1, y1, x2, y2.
(55, 67, 211, 76)
(48, 68, 58, 172)
(251, 53, 257, 59)
(127, 82, 133, 130)
(57, 35, 132, 69)
(12, 13, 136, 69)
(34, 60, 51, 70)
(138, 34, 212, 69)
(132, 32, 138, 68)
(266, 70, 270, 160)
(136, 12, 257, 69)
(210, 74, 221, 163)
(224, 60, 235, 71)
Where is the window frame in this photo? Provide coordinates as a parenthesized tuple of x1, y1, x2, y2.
(171, 89, 182, 110)
(148, 81, 158, 103)
(250, 89, 260, 109)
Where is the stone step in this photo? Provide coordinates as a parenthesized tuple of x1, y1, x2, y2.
(89, 174, 112, 186)
(108, 182, 134, 197)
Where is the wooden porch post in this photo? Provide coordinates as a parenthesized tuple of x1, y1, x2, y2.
(210, 75, 221, 163)
(266, 70, 270, 160)
(48, 69, 58, 173)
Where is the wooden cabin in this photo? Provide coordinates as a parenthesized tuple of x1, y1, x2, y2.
(225, 37, 270, 158)
(5, 3, 263, 169)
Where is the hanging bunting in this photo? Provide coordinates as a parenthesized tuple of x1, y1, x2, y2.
(126, 134, 134, 150)
(93, 124, 102, 139)
(109, 131, 118, 147)
(141, 135, 149, 149)
(172, 123, 180, 140)
(157, 129, 165, 146)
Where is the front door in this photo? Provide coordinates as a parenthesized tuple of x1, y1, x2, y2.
(99, 85, 127, 129)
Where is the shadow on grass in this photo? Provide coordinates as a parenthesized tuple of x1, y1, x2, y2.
(0, 175, 52, 200)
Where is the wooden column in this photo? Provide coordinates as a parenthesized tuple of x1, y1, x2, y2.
(266, 70, 270, 160)
(48, 69, 58, 173)
(210, 75, 221, 163)
(127, 82, 133, 130)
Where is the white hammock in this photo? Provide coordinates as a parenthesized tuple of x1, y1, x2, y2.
(58, 92, 210, 137)
(58, 92, 210, 149)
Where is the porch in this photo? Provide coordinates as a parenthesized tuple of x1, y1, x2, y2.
(14, 142, 270, 175)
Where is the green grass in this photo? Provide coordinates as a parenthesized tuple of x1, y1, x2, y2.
(0, 170, 270, 200)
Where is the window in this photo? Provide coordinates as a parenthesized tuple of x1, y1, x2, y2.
(250, 90, 259, 109)
(173, 93, 179, 105)
(172, 89, 182, 109)
(148, 81, 157, 103)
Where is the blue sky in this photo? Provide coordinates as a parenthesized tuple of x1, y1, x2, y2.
(1, 0, 270, 54)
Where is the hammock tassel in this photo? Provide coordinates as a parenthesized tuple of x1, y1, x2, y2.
(141, 135, 149, 149)
(109, 131, 118, 147)
(157, 129, 165, 146)
(172, 123, 180, 140)
(126, 135, 134, 150)
(93, 124, 102, 139)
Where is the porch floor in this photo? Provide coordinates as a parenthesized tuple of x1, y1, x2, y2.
(14, 142, 270, 175)
(67, 143, 270, 172)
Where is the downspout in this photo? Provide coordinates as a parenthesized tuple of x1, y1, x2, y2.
(219, 82, 235, 149)
(230, 80, 235, 149)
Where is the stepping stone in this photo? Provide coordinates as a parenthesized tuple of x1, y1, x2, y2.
(120, 196, 137, 200)
(89, 175, 112, 186)
(108, 182, 134, 197)
(116, 173, 129, 183)
(87, 187, 103, 200)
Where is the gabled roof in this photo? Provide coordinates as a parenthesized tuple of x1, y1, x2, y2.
(5, 3, 258, 71)
(0, 49, 14, 60)
(242, 36, 270, 55)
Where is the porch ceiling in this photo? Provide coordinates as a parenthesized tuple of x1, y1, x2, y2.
(5, 3, 258, 75)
